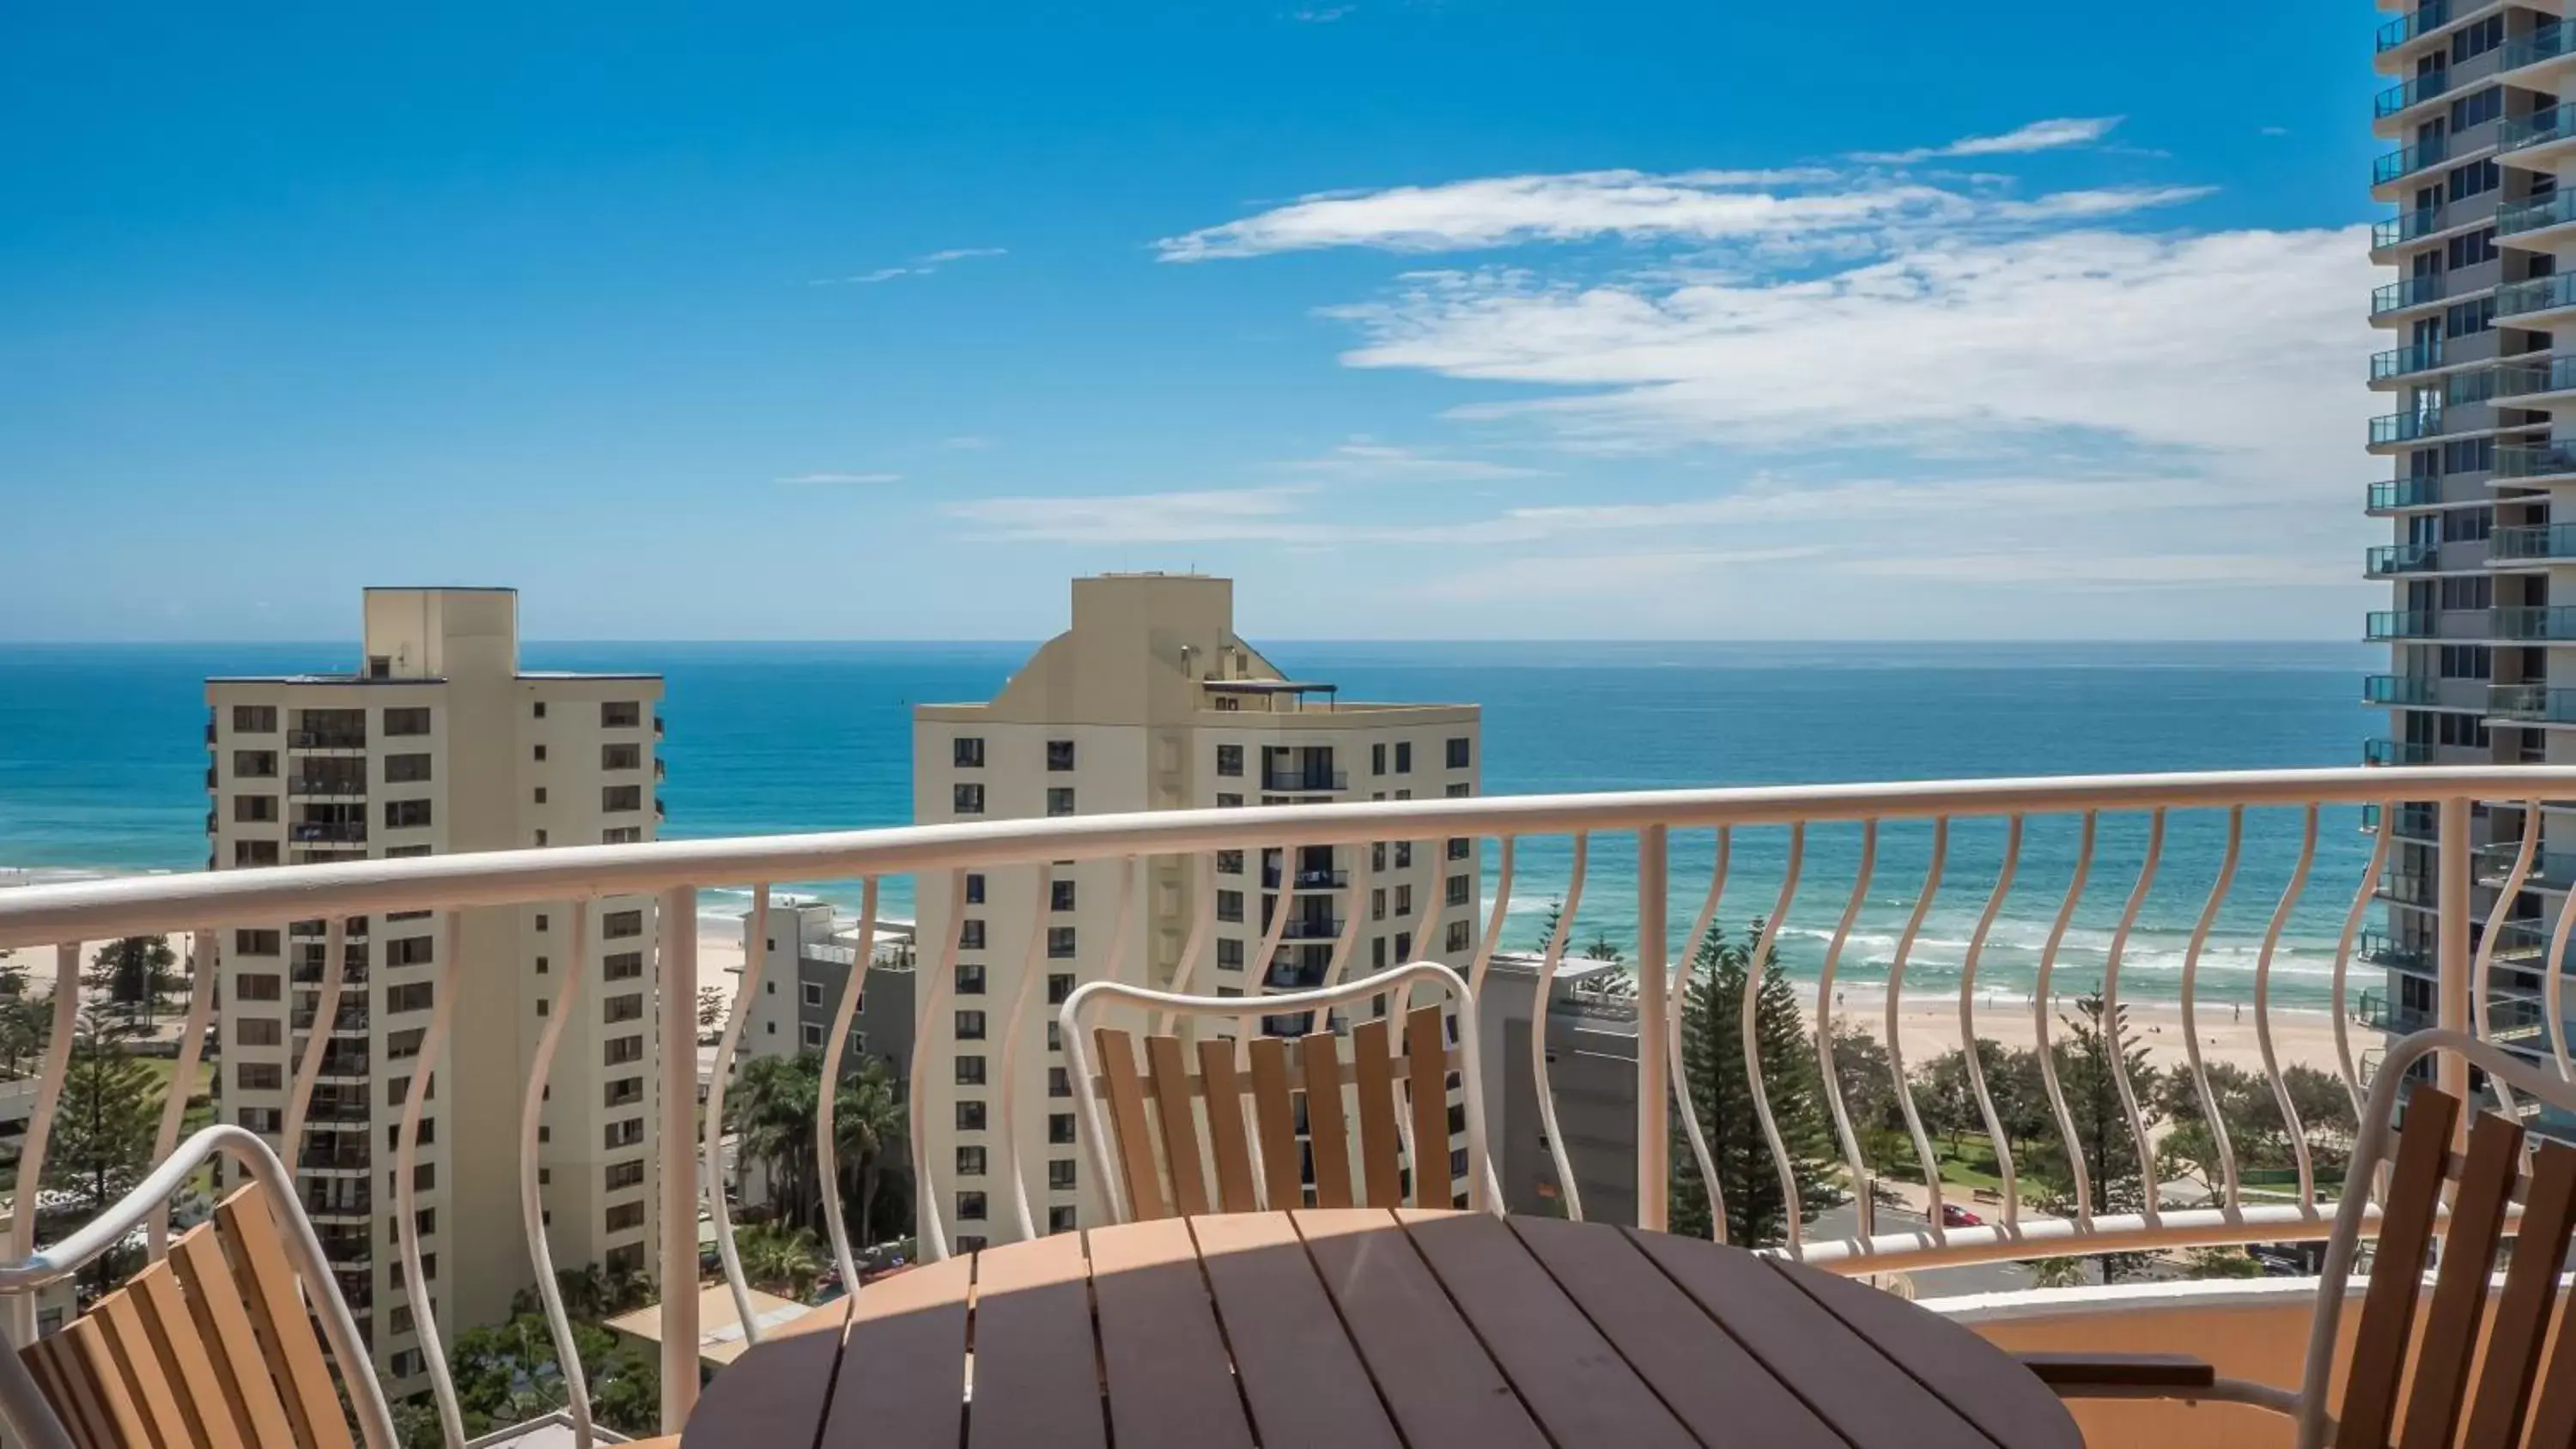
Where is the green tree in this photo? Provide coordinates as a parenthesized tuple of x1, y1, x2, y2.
(42, 1005, 161, 1296)
(2027, 1256, 2090, 1289)
(1669, 920, 1835, 1246)
(1582, 930, 1621, 961)
(0, 995, 49, 1077)
(1530, 898, 1564, 954)
(735, 1222, 825, 1298)
(1826, 1023, 1908, 1167)
(697, 985, 728, 1045)
(2182, 1245, 2264, 1280)
(835, 1058, 907, 1250)
(448, 1310, 657, 1438)
(2026, 991, 2161, 1281)
(84, 937, 177, 1033)
(729, 1049, 910, 1244)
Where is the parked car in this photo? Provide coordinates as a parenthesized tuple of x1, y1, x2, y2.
(1940, 1203, 1984, 1228)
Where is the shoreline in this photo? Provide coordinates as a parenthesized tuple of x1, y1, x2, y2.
(1804, 985, 2354, 1080)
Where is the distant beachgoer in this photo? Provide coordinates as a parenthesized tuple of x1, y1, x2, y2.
(2234, 1003, 2242, 1023)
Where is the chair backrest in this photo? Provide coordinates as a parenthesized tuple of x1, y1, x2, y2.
(1060, 961, 1492, 1223)
(2302, 1030, 2576, 1449)
(0, 1125, 392, 1449)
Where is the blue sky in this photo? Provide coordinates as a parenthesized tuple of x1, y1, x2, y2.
(1, 0, 2377, 641)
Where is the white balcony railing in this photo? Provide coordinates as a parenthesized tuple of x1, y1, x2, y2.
(0, 765, 2568, 1443)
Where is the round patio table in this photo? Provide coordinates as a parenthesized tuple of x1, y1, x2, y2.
(678, 1208, 2083, 1448)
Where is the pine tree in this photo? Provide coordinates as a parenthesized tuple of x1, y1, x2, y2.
(83, 936, 176, 1033)
(2027, 990, 2161, 1280)
(1669, 920, 1835, 1246)
(44, 1004, 161, 1295)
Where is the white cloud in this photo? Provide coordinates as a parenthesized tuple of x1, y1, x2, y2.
(1837, 552, 2355, 588)
(810, 247, 1006, 285)
(940, 435, 996, 450)
(2259, 126, 2291, 137)
(1854, 116, 2124, 165)
(776, 472, 902, 484)
(946, 488, 1321, 544)
(920, 247, 1007, 264)
(1289, 3, 1355, 19)
(1278, 441, 1546, 482)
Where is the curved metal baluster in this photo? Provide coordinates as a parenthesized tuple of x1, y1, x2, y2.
(398, 916, 465, 1448)
(818, 877, 879, 1284)
(1748, 827, 1807, 1254)
(2032, 811, 2097, 1230)
(148, 927, 219, 1260)
(1814, 821, 1879, 1236)
(2331, 802, 2397, 1119)
(521, 905, 596, 1446)
(2549, 846, 2576, 1083)
(910, 870, 964, 1261)
(8, 943, 79, 1342)
(1321, 845, 1373, 992)
(2178, 808, 2245, 1217)
(2103, 809, 2167, 1228)
(2253, 807, 2319, 1212)
(1886, 819, 1948, 1242)
(999, 866, 1053, 1241)
(1531, 834, 1589, 1222)
(281, 918, 348, 1157)
(1959, 815, 2024, 1232)
(2477, 803, 2541, 1126)
(1671, 828, 1730, 1242)
(1157, 852, 1221, 1034)
(702, 885, 767, 1333)
(1469, 837, 1515, 1000)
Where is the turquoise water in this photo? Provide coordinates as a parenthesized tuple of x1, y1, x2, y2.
(0, 640, 2385, 1009)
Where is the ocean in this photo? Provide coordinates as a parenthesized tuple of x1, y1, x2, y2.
(0, 640, 2386, 1010)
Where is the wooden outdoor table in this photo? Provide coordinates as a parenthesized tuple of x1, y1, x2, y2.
(678, 1209, 2083, 1448)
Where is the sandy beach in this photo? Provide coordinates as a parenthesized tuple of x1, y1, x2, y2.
(1808, 986, 2354, 1082)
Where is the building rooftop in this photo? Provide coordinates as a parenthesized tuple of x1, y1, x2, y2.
(604, 1281, 811, 1368)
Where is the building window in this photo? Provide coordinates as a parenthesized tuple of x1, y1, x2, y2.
(1216, 850, 1242, 876)
(1372, 889, 1387, 922)
(533, 701, 547, 719)
(1047, 787, 1075, 817)
(603, 994, 644, 1023)
(1049, 1113, 1078, 1144)
(1218, 937, 1243, 970)
(1371, 743, 1386, 775)
(236, 1064, 283, 1091)
(1048, 1206, 1078, 1234)
(234, 931, 281, 956)
(1050, 879, 1077, 912)
(802, 981, 824, 1008)
(1446, 920, 1472, 953)
(382, 708, 431, 737)
(1394, 742, 1413, 773)
(1047, 973, 1076, 1005)
(602, 910, 644, 939)
(965, 873, 986, 905)
(604, 1077, 642, 1108)
(606, 1161, 646, 1191)
(1446, 875, 1473, 907)
(383, 799, 432, 829)
(953, 784, 985, 815)
(385, 753, 431, 783)
(953, 737, 984, 768)
(1047, 740, 1076, 772)
(1216, 792, 1242, 809)
(234, 840, 280, 867)
(956, 1009, 987, 1040)
(957, 1146, 987, 1177)
(1048, 1159, 1078, 1191)
(598, 785, 640, 813)
(235, 971, 282, 1001)
(1445, 783, 1470, 798)
(956, 1100, 987, 1131)
(231, 705, 277, 734)
(605, 1203, 645, 1234)
(1216, 744, 1243, 777)
(960, 919, 986, 950)
(1048, 1067, 1072, 1099)
(605, 1035, 645, 1066)
(2440, 646, 2492, 679)
(1047, 927, 1076, 958)
(957, 1056, 987, 1086)
(1448, 836, 1472, 861)
(234, 1018, 281, 1047)
(2440, 576, 2493, 611)
(957, 963, 987, 994)
(232, 795, 277, 823)
(386, 982, 433, 1013)
(602, 702, 641, 728)
(1217, 890, 1244, 924)
(603, 951, 643, 980)
(386, 936, 433, 967)
(232, 749, 278, 779)
(605, 1119, 644, 1149)
(802, 1023, 824, 1048)
(1445, 737, 1470, 769)
(602, 743, 641, 770)
(957, 1192, 987, 1222)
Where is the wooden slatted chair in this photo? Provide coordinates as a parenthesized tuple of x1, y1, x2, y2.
(2027, 1028, 2576, 1448)
(1060, 961, 1494, 1221)
(0, 1124, 397, 1449)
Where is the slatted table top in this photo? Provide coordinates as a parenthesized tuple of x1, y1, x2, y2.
(678, 1209, 2083, 1449)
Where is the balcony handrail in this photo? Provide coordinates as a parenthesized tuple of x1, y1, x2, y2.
(2496, 273, 2576, 316)
(2499, 100, 2576, 153)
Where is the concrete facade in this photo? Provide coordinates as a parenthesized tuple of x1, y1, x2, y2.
(204, 589, 664, 1389)
(910, 573, 1482, 1246)
(1476, 953, 1643, 1225)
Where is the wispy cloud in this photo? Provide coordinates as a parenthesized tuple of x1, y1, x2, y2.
(1853, 116, 2124, 165)
(1289, 3, 1355, 19)
(776, 472, 902, 484)
(810, 246, 1008, 286)
(1277, 441, 1546, 482)
(940, 435, 996, 450)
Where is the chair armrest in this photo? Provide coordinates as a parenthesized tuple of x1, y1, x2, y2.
(2015, 1353, 2218, 1391)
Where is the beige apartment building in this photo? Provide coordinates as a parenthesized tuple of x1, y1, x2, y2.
(204, 589, 665, 1389)
(910, 573, 1482, 1247)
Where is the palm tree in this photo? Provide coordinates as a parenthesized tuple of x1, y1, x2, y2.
(729, 1053, 823, 1230)
(2027, 1256, 2089, 1289)
(735, 1222, 824, 1298)
(829, 1058, 907, 1250)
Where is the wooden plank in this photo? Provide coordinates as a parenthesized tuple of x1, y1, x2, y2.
(216, 1186, 355, 1449)
(62, 1318, 153, 1449)
(966, 1231, 1106, 1449)
(1349, 1020, 1405, 1210)
(684, 1297, 852, 1449)
(1404, 1007, 1453, 1210)
(815, 1260, 975, 1449)
(1508, 1215, 1844, 1449)
(93, 1286, 191, 1449)
(1399, 1210, 1693, 1446)
(131, 1259, 241, 1449)
(1247, 1039, 1304, 1210)
(2336, 1083, 2461, 1449)
(1625, 1226, 2001, 1449)
(2483, 1140, 2576, 1449)
(1774, 1258, 2084, 1449)
(1145, 1034, 1212, 1217)
(2400, 1106, 2524, 1449)
(1195, 1040, 1261, 1214)
(1190, 1212, 1400, 1449)
(1096, 1028, 1170, 1222)
(1088, 1219, 1255, 1449)
(1292, 1209, 1546, 1449)
(17, 1338, 80, 1449)
(172, 1223, 298, 1448)
(27, 1333, 112, 1449)
(1300, 1034, 1356, 1209)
